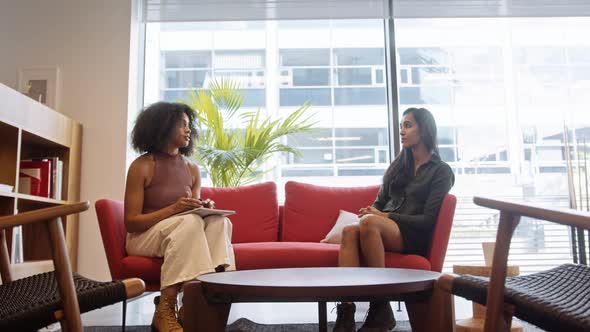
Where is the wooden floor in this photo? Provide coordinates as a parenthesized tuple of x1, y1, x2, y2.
(74, 293, 473, 327)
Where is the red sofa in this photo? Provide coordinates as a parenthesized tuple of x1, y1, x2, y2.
(97, 181, 456, 292)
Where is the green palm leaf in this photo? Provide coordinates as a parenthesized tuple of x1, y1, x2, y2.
(184, 78, 316, 187)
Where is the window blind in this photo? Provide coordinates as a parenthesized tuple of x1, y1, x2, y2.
(443, 195, 574, 274)
(393, 0, 590, 18)
(143, 0, 590, 23)
(143, 0, 389, 22)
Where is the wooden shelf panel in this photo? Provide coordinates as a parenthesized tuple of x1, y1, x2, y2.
(0, 83, 76, 148)
(0, 122, 19, 188)
(16, 196, 67, 262)
(0, 83, 81, 271)
(16, 193, 67, 206)
(22, 223, 53, 261)
(0, 191, 16, 199)
(0, 121, 17, 133)
(10, 260, 54, 280)
(0, 196, 15, 214)
(9, 196, 68, 263)
(0, 196, 16, 260)
(21, 130, 67, 150)
(1, 193, 65, 261)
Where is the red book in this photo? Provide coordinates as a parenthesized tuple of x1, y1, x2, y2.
(20, 160, 52, 197)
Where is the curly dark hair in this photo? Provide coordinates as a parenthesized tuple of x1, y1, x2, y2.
(131, 102, 198, 156)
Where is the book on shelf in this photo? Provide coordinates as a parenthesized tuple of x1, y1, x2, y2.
(50, 157, 63, 200)
(173, 207, 236, 218)
(18, 171, 38, 195)
(19, 160, 51, 197)
(18, 157, 63, 199)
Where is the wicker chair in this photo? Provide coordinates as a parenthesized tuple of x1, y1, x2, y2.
(439, 196, 590, 332)
(0, 202, 145, 332)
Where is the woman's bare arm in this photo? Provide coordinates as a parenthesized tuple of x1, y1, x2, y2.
(188, 160, 201, 199)
(188, 160, 215, 208)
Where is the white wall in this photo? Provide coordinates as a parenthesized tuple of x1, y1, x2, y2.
(0, 0, 139, 280)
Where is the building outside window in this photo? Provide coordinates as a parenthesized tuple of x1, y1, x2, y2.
(143, 17, 590, 272)
(276, 20, 389, 186)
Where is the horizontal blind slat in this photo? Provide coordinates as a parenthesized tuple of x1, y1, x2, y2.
(142, 0, 590, 22)
(443, 194, 576, 274)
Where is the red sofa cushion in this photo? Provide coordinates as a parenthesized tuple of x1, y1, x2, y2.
(234, 242, 430, 270)
(384, 252, 431, 270)
(201, 182, 279, 243)
(117, 243, 430, 283)
(282, 181, 380, 242)
(234, 242, 339, 270)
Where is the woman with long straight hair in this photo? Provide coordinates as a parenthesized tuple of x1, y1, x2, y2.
(333, 108, 455, 332)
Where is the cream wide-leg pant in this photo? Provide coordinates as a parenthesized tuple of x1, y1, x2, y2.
(126, 214, 235, 290)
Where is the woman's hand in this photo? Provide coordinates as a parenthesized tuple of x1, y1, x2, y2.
(358, 206, 388, 218)
(172, 194, 202, 213)
(200, 198, 215, 209)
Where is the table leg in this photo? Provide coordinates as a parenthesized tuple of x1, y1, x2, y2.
(318, 301, 327, 332)
(406, 279, 455, 332)
(182, 281, 231, 332)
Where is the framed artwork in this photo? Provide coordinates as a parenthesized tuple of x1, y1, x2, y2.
(17, 67, 61, 110)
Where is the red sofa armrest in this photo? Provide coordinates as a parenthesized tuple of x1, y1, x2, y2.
(95, 199, 128, 280)
(426, 194, 457, 272)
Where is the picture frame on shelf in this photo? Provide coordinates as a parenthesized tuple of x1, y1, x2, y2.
(17, 67, 61, 110)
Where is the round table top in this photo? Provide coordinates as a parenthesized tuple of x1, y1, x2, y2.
(197, 268, 440, 299)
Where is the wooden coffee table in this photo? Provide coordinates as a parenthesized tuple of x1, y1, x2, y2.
(182, 267, 454, 332)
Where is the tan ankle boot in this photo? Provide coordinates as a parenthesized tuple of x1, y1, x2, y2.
(151, 294, 183, 332)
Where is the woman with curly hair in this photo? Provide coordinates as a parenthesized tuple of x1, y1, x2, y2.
(124, 102, 235, 332)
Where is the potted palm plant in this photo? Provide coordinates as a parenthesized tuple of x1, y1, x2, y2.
(184, 78, 316, 187)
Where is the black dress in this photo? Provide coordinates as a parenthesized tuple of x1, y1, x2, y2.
(373, 153, 455, 256)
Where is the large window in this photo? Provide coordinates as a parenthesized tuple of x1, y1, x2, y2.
(145, 20, 390, 194)
(143, 17, 590, 273)
(395, 18, 590, 273)
(160, 49, 265, 107)
(276, 21, 388, 189)
(145, 22, 267, 108)
(279, 48, 331, 106)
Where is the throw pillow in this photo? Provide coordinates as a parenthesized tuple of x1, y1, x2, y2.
(320, 210, 360, 244)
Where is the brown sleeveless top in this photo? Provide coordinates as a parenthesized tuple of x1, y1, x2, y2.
(143, 152, 193, 214)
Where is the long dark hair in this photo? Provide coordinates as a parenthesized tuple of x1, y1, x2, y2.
(383, 107, 439, 189)
(131, 102, 198, 156)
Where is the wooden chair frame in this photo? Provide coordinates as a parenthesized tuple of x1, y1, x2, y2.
(0, 202, 144, 332)
(439, 196, 590, 332)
